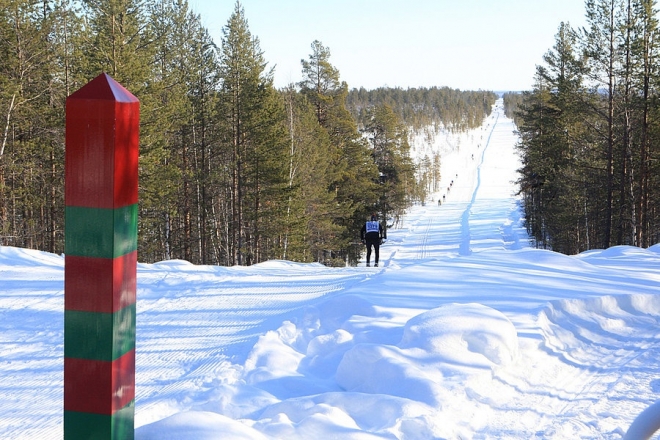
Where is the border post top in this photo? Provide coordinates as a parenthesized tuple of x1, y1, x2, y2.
(67, 73, 139, 103)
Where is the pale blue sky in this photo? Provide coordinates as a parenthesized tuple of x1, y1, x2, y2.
(190, 0, 587, 92)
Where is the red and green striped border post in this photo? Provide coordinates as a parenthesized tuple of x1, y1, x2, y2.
(64, 73, 139, 439)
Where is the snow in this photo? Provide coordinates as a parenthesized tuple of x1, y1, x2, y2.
(3, 100, 660, 439)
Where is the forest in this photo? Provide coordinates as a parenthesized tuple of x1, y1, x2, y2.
(0, 0, 495, 266)
(507, 0, 660, 254)
(346, 86, 497, 133)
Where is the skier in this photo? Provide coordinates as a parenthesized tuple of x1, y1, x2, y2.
(361, 214, 385, 267)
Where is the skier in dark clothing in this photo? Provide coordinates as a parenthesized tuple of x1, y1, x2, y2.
(361, 214, 385, 267)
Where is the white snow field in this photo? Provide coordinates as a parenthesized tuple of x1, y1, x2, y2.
(2, 100, 660, 439)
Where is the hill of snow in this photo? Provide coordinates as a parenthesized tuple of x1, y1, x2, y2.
(2, 100, 660, 439)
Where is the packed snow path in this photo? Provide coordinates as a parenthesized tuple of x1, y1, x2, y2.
(2, 100, 660, 439)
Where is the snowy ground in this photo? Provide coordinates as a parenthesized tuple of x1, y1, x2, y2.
(2, 100, 660, 439)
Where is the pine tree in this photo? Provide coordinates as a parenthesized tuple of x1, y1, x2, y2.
(138, 0, 220, 264)
(79, 0, 152, 88)
(516, 22, 601, 253)
(0, 0, 66, 252)
(628, 0, 659, 247)
(581, 0, 625, 248)
(363, 104, 417, 229)
(300, 40, 379, 265)
(281, 86, 342, 262)
(186, 22, 221, 264)
(217, 1, 288, 266)
(300, 40, 340, 127)
(516, 0, 660, 253)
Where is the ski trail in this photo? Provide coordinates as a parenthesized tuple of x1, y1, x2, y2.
(459, 109, 500, 256)
(416, 216, 433, 260)
(388, 100, 516, 266)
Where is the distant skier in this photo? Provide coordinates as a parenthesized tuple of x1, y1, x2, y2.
(361, 214, 385, 267)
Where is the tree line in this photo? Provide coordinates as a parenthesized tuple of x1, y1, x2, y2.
(347, 86, 497, 133)
(0, 0, 492, 265)
(509, 0, 660, 254)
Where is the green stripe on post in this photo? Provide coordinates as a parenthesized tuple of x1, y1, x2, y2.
(64, 304, 136, 362)
(65, 204, 138, 259)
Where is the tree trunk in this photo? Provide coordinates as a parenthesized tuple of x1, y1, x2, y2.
(603, 0, 616, 249)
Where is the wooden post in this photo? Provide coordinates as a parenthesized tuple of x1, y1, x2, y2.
(64, 73, 139, 439)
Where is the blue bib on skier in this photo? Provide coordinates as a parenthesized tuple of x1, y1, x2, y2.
(366, 221, 380, 234)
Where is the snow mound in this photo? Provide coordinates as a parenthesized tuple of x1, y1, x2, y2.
(335, 304, 519, 406)
(503, 248, 596, 272)
(252, 260, 326, 270)
(0, 246, 63, 267)
(244, 322, 306, 385)
(576, 245, 660, 271)
(255, 392, 441, 439)
(579, 245, 660, 259)
(399, 303, 519, 366)
(135, 411, 268, 440)
(336, 343, 445, 406)
(151, 259, 195, 268)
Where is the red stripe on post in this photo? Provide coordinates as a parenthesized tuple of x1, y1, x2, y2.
(64, 349, 136, 415)
(65, 73, 139, 210)
(65, 251, 137, 313)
